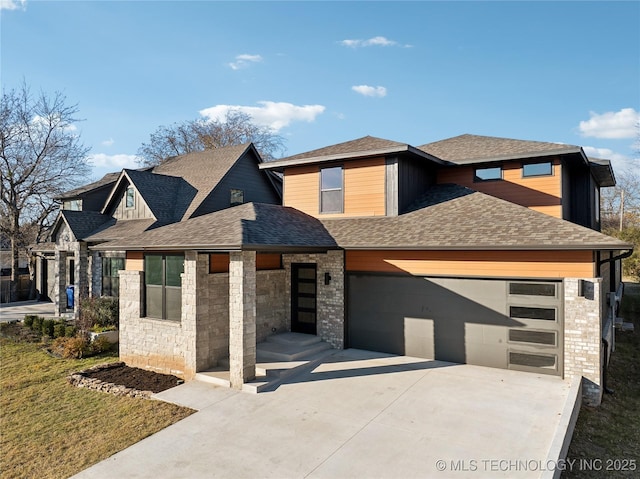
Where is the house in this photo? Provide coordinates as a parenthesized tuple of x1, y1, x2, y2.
(46, 143, 281, 315)
(45, 134, 632, 407)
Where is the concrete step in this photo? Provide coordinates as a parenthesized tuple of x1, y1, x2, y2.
(265, 332, 322, 348)
(194, 369, 231, 388)
(243, 349, 336, 394)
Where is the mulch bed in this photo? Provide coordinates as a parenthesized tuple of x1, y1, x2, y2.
(68, 362, 183, 398)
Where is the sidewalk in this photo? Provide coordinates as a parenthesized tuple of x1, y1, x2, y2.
(0, 300, 55, 322)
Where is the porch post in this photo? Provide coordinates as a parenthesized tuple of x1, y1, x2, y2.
(73, 242, 88, 317)
(54, 250, 67, 316)
(229, 251, 256, 389)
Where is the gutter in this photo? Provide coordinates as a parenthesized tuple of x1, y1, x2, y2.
(597, 249, 634, 266)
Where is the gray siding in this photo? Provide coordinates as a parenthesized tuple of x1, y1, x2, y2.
(398, 157, 436, 214)
(192, 150, 281, 217)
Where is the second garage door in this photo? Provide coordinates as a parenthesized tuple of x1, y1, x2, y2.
(347, 274, 563, 376)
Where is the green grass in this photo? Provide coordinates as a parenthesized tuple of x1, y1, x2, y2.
(0, 339, 194, 479)
(563, 281, 640, 478)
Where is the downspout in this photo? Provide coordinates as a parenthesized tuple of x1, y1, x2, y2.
(597, 249, 633, 268)
(602, 338, 614, 395)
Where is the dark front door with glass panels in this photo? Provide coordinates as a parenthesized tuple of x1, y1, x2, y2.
(291, 263, 317, 335)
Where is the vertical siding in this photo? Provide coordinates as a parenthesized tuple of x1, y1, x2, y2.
(437, 158, 563, 218)
(192, 151, 281, 216)
(283, 157, 386, 217)
(398, 158, 437, 213)
(112, 186, 155, 220)
(346, 250, 594, 279)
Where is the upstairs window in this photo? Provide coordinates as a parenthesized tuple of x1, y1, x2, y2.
(320, 166, 343, 213)
(125, 186, 135, 208)
(63, 199, 82, 211)
(474, 166, 502, 182)
(230, 188, 244, 207)
(522, 161, 552, 177)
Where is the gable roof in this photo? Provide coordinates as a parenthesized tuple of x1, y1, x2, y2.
(52, 210, 112, 242)
(261, 135, 444, 171)
(56, 172, 120, 200)
(321, 184, 632, 251)
(92, 202, 338, 252)
(418, 134, 583, 165)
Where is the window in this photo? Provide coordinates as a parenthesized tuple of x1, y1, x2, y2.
(509, 282, 556, 297)
(145, 254, 184, 320)
(230, 188, 244, 207)
(320, 166, 343, 213)
(63, 199, 82, 211)
(125, 186, 135, 208)
(510, 306, 556, 321)
(522, 161, 552, 177)
(474, 166, 502, 182)
(102, 257, 125, 297)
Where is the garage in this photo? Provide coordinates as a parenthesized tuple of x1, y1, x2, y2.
(347, 274, 563, 376)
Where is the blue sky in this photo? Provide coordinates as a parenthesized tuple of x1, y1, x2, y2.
(2, 0, 639, 181)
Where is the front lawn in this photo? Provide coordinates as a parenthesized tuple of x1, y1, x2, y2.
(0, 338, 194, 479)
(563, 281, 640, 478)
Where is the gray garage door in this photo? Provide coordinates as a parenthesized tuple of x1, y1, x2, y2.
(347, 274, 563, 376)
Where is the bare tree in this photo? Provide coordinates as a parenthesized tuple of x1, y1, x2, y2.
(0, 83, 90, 301)
(137, 110, 286, 167)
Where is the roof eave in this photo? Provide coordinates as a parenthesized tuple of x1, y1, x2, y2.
(260, 145, 446, 171)
(338, 244, 634, 251)
(444, 146, 583, 165)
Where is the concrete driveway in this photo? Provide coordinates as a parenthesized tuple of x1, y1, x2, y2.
(0, 300, 55, 322)
(72, 349, 579, 479)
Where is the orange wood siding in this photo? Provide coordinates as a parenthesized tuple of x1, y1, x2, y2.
(437, 159, 563, 218)
(283, 158, 386, 217)
(125, 251, 144, 271)
(209, 253, 282, 273)
(346, 250, 594, 279)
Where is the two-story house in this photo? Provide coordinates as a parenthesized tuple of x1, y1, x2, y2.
(50, 134, 631, 406)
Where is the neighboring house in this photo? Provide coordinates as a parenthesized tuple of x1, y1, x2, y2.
(42, 134, 632, 407)
(46, 142, 281, 315)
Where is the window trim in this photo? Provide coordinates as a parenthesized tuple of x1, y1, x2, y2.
(230, 188, 244, 207)
(319, 165, 344, 214)
(101, 256, 125, 297)
(522, 161, 553, 178)
(473, 166, 503, 182)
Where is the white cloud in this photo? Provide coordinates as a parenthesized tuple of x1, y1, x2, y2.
(228, 54, 263, 70)
(352, 85, 387, 98)
(88, 153, 137, 169)
(339, 36, 411, 48)
(578, 108, 639, 139)
(582, 146, 629, 162)
(101, 138, 115, 147)
(0, 0, 26, 11)
(199, 101, 326, 132)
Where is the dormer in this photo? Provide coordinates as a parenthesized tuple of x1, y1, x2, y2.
(260, 136, 444, 218)
(56, 172, 119, 212)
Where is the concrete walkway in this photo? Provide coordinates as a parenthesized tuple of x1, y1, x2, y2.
(0, 300, 55, 322)
(72, 349, 579, 479)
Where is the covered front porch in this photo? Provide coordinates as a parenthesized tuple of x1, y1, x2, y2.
(118, 248, 345, 389)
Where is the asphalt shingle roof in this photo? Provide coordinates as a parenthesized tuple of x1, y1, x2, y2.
(60, 211, 112, 241)
(419, 134, 582, 165)
(321, 184, 632, 251)
(83, 218, 157, 242)
(93, 203, 338, 251)
(57, 172, 120, 200)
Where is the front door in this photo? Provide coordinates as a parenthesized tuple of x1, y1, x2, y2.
(291, 263, 317, 335)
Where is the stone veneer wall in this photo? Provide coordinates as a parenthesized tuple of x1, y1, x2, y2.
(564, 277, 603, 406)
(283, 250, 344, 349)
(256, 270, 288, 342)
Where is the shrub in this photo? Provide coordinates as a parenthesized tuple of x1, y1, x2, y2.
(64, 325, 77, 337)
(32, 316, 43, 332)
(52, 336, 90, 359)
(41, 319, 55, 339)
(23, 315, 36, 328)
(78, 296, 119, 333)
(90, 335, 114, 354)
(53, 323, 66, 339)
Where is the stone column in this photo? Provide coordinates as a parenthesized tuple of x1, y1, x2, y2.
(90, 251, 102, 298)
(564, 278, 603, 406)
(73, 242, 89, 317)
(229, 251, 256, 389)
(54, 250, 67, 316)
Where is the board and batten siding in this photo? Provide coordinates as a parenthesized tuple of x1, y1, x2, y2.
(283, 157, 386, 217)
(437, 158, 563, 218)
(346, 250, 594, 279)
(111, 186, 155, 220)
